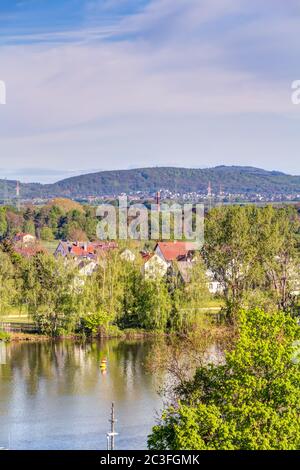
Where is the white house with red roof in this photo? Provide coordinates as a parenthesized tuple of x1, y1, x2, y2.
(13, 232, 36, 245)
(141, 252, 168, 280)
(54, 241, 96, 260)
(154, 241, 198, 265)
(145, 241, 223, 294)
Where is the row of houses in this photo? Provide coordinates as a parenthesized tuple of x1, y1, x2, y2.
(10, 233, 300, 298)
(141, 241, 222, 294)
(10, 233, 222, 294)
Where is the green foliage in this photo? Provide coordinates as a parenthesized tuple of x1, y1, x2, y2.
(23, 219, 35, 235)
(3, 166, 300, 198)
(0, 331, 11, 342)
(0, 199, 100, 243)
(148, 308, 300, 450)
(135, 279, 172, 331)
(40, 226, 54, 241)
(79, 249, 208, 334)
(204, 205, 300, 320)
(0, 207, 7, 238)
(169, 258, 210, 332)
(22, 253, 80, 336)
(81, 310, 112, 335)
(0, 250, 17, 316)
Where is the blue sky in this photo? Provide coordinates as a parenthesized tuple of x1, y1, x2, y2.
(0, 0, 300, 182)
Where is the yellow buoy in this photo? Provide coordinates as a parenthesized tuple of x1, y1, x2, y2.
(100, 358, 107, 369)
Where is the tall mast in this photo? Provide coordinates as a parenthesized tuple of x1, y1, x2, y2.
(107, 402, 118, 450)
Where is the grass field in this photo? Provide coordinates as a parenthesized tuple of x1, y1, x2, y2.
(0, 306, 33, 324)
(40, 240, 59, 254)
(201, 298, 224, 308)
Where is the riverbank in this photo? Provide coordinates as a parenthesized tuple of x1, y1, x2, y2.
(2, 325, 230, 344)
(5, 332, 50, 342)
(0, 328, 167, 343)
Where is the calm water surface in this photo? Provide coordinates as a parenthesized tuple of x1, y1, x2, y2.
(0, 339, 163, 450)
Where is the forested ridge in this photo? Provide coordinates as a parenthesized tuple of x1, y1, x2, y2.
(1, 166, 300, 198)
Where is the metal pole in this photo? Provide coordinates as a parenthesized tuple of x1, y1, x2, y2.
(110, 403, 115, 450)
(106, 402, 118, 450)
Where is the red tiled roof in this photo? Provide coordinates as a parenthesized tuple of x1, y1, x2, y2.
(58, 241, 117, 258)
(91, 241, 118, 251)
(142, 253, 155, 263)
(14, 245, 45, 258)
(155, 241, 197, 261)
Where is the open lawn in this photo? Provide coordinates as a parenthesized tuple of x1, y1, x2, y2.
(40, 240, 59, 254)
(0, 306, 33, 324)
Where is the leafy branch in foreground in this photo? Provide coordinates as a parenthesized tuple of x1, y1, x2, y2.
(148, 308, 300, 450)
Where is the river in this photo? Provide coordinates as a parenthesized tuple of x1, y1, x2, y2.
(0, 339, 164, 450)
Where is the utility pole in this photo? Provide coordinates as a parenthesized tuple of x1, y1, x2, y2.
(16, 181, 21, 211)
(207, 181, 212, 211)
(3, 178, 9, 206)
(156, 190, 161, 211)
(107, 402, 118, 450)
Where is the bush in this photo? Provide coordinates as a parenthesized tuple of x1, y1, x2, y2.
(81, 310, 118, 336)
(40, 227, 55, 241)
(0, 331, 11, 342)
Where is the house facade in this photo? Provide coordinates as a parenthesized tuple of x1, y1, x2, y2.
(120, 249, 136, 262)
(54, 240, 118, 261)
(142, 253, 168, 280)
(154, 241, 198, 265)
(13, 232, 36, 245)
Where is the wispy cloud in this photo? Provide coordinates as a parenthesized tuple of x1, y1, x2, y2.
(0, 0, 300, 176)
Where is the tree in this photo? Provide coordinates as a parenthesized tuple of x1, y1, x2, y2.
(0, 207, 7, 238)
(0, 250, 16, 316)
(46, 198, 84, 214)
(148, 308, 300, 450)
(40, 226, 55, 241)
(204, 206, 259, 320)
(23, 219, 35, 236)
(79, 250, 128, 333)
(84, 217, 97, 240)
(23, 253, 79, 336)
(5, 210, 23, 236)
(256, 206, 300, 311)
(135, 278, 172, 331)
(68, 226, 88, 242)
(203, 205, 300, 320)
(168, 258, 211, 332)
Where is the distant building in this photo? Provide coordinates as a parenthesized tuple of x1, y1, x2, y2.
(78, 260, 98, 276)
(206, 269, 224, 294)
(139, 241, 199, 281)
(154, 241, 198, 265)
(13, 232, 36, 245)
(54, 241, 96, 260)
(176, 260, 194, 284)
(141, 253, 168, 280)
(73, 259, 99, 289)
(142, 241, 223, 294)
(54, 240, 118, 261)
(120, 249, 136, 262)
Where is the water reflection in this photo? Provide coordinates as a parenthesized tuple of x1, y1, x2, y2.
(0, 339, 163, 450)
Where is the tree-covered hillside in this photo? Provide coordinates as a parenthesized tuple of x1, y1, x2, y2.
(1, 166, 300, 198)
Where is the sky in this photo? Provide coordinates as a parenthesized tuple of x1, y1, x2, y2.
(0, 0, 300, 183)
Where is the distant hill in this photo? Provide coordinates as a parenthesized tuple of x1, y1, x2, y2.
(1, 166, 300, 199)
